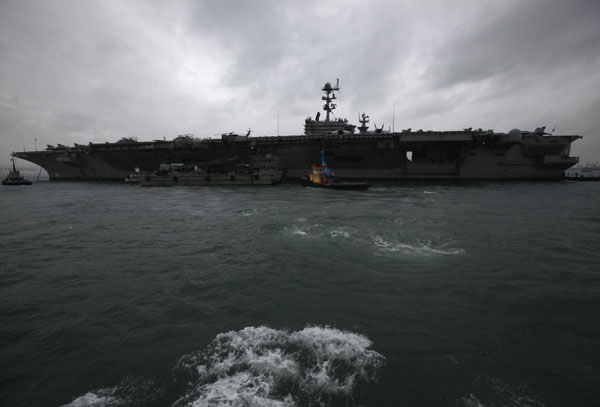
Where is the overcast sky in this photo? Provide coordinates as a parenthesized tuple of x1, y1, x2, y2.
(1, 0, 599, 164)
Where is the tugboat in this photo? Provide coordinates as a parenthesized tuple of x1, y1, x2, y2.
(302, 151, 369, 190)
(2, 158, 32, 186)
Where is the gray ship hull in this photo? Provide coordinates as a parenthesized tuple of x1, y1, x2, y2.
(14, 130, 580, 181)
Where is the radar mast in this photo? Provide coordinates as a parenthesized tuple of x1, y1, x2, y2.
(321, 79, 340, 121)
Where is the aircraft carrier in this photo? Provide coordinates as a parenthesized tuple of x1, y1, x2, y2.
(13, 80, 581, 180)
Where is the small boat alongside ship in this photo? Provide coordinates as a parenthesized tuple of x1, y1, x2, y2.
(302, 151, 369, 190)
(140, 155, 283, 187)
(563, 164, 600, 180)
(2, 158, 32, 186)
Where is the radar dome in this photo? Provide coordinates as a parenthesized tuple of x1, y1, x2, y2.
(507, 128, 522, 143)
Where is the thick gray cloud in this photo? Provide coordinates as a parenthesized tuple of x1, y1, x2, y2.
(428, 2, 600, 87)
(1, 0, 599, 164)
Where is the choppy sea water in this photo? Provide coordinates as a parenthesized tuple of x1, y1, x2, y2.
(1, 180, 599, 407)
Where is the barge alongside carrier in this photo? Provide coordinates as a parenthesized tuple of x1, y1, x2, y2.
(140, 155, 283, 187)
(13, 80, 581, 180)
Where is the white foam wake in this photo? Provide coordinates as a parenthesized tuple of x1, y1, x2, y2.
(60, 389, 119, 407)
(174, 326, 385, 407)
(329, 226, 351, 238)
(372, 235, 465, 256)
(60, 377, 157, 407)
(458, 373, 546, 407)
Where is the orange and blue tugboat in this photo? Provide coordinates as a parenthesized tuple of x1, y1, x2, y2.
(2, 158, 32, 186)
(302, 151, 369, 190)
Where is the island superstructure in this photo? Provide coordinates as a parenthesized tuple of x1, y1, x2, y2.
(14, 80, 581, 180)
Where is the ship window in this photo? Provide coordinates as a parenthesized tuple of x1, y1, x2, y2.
(406, 151, 413, 162)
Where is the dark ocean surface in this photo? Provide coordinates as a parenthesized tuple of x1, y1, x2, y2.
(1, 179, 599, 407)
